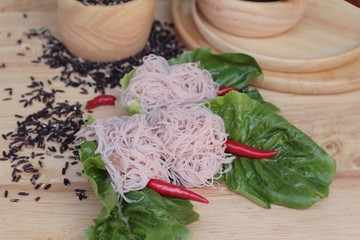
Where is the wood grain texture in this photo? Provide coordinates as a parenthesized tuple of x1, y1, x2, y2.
(1, 1, 360, 240)
(193, 0, 360, 73)
(57, 0, 157, 61)
(197, 0, 307, 38)
(0, 0, 56, 12)
(173, 0, 360, 95)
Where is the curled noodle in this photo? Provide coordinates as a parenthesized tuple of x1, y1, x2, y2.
(76, 115, 170, 202)
(148, 104, 234, 188)
(78, 54, 236, 202)
(121, 55, 219, 113)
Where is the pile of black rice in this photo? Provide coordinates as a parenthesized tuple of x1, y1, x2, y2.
(28, 20, 183, 93)
(77, 0, 133, 6)
(1, 20, 184, 203)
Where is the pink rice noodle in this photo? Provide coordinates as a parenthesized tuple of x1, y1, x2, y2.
(76, 115, 170, 202)
(147, 103, 234, 188)
(121, 54, 219, 113)
(77, 55, 235, 202)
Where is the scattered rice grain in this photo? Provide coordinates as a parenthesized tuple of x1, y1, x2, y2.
(63, 178, 71, 186)
(18, 191, 29, 196)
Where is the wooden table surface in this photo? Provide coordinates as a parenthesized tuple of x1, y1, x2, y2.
(1, 1, 360, 239)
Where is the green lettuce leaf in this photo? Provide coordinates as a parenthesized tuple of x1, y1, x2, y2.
(209, 91, 336, 209)
(120, 48, 262, 92)
(79, 141, 117, 213)
(81, 48, 337, 240)
(79, 141, 199, 240)
(86, 189, 199, 240)
(119, 48, 265, 114)
(168, 48, 262, 91)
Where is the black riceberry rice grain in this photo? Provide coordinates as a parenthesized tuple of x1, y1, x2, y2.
(4, 87, 13, 95)
(25, 20, 183, 94)
(77, 0, 133, 6)
(1, 17, 184, 205)
(43, 183, 52, 190)
(63, 178, 71, 186)
(18, 191, 29, 196)
(38, 160, 44, 168)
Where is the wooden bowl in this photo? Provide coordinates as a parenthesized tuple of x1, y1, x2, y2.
(197, 0, 307, 38)
(57, 0, 157, 62)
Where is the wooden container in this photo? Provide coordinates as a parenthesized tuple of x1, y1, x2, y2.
(57, 0, 157, 62)
(172, 0, 360, 94)
(197, 0, 307, 38)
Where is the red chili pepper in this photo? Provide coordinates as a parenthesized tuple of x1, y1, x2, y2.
(225, 139, 277, 159)
(85, 94, 117, 110)
(217, 86, 237, 96)
(146, 179, 209, 204)
(345, 0, 360, 8)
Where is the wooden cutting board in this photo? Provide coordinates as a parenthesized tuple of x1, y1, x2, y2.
(173, 0, 360, 95)
(1, 1, 360, 240)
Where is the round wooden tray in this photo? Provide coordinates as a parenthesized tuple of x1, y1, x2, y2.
(192, 0, 360, 73)
(172, 0, 360, 94)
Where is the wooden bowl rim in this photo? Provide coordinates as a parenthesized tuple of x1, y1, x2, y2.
(60, 0, 155, 10)
(197, 0, 306, 12)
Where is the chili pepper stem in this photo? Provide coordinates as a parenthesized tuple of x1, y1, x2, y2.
(147, 179, 209, 204)
(225, 139, 277, 159)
